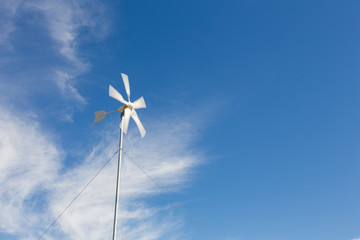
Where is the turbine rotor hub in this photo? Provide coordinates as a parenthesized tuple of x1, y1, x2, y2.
(127, 102, 134, 110)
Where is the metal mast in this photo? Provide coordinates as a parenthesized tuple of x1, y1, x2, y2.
(112, 112, 124, 240)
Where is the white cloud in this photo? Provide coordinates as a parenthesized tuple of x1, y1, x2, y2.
(0, 0, 110, 116)
(0, 0, 22, 48)
(27, 0, 108, 72)
(28, 0, 109, 107)
(0, 107, 203, 240)
(55, 70, 86, 104)
(0, 107, 62, 236)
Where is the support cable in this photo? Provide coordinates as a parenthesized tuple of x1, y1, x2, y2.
(36, 149, 119, 240)
(122, 151, 215, 240)
(36, 147, 214, 240)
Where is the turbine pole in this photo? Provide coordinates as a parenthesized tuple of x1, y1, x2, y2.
(112, 111, 124, 240)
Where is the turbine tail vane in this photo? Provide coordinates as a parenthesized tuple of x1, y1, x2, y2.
(93, 110, 107, 124)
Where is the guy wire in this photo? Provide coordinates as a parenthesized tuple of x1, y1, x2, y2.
(36, 149, 119, 240)
(36, 148, 214, 240)
(123, 151, 215, 240)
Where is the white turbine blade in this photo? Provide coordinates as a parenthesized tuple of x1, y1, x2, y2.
(131, 110, 146, 138)
(109, 85, 127, 104)
(93, 110, 106, 124)
(121, 108, 132, 134)
(132, 96, 146, 109)
(121, 73, 130, 101)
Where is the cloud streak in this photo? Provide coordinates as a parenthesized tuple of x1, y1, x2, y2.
(0, 0, 110, 119)
(27, 0, 107, 72)
(0, 0, 22, 48)
(0, 107, 203, 240)
(0, 107, 62, 236)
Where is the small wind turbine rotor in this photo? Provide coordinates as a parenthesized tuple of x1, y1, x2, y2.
(93, 73, 146, 138)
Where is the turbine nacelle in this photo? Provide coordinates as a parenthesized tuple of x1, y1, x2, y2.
(93, 73, 146, 138)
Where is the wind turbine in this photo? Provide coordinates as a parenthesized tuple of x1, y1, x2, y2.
(93, 73, 146, 240)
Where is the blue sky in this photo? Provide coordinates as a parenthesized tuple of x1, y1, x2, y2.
(1, 0, 360, 239)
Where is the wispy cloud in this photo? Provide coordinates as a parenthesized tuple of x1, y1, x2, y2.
(0, 0, 109, 119)
(0, 107, 62, 236)
(27, 0, 108, 72)
(0, 0, 22, 49)
(55, 70, 86, 104)
(0, 107, 203, 240)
